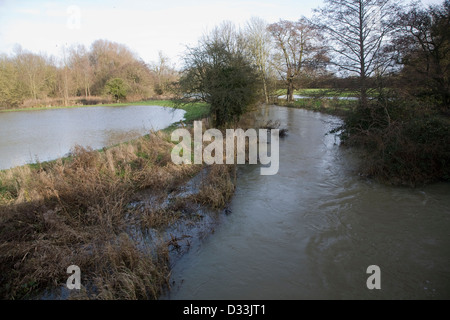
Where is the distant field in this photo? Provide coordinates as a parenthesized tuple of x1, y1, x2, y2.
(275, 88, 377, 98)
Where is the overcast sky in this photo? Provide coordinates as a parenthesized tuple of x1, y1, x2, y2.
(0, 0, 445, 67)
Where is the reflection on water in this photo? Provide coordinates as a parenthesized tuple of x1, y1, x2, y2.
(278, 94, 359, 101)
(164, 105, 450, 300)
(0, 105, 185, 170)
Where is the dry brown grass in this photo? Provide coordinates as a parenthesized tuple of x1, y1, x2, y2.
(188, 114, 276, 209)
(0, 120, 243, 299)
(192, 164, 236, 209)
(0, 111, 279, 300)
(0, 130, 203, 300)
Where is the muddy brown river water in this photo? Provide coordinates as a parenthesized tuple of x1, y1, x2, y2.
(163, 105, 450, 300)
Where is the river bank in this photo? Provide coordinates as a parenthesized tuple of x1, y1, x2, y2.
(164, 105, 450, 300)
(0, 100, 210, 171)
(0, 100, 266, 299)
(275, 95, 450, 187)
(2, 101, 448, 300)
(0, 100, 231, 299)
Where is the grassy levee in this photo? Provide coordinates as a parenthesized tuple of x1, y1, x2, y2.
(274, 96, 356, 117)
(0, 100, 241, 300)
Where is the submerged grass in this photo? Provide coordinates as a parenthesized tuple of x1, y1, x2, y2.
(192, 164, 236, 210)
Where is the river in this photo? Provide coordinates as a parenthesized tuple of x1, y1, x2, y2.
(0, 105, 185, 170)
(164, 105, 450, 300)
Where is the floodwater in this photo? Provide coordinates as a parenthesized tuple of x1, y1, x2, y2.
(164, 105, 450, 300)
(0, 105, 185, 170)
(278, 94, 359, 101)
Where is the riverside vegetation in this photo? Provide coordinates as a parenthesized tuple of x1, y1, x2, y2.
(0, 101, 240, 299)
(1, 0, 449, 300)
(275, 87, 450, 186)
(0, 99, 273, 299)
(0, 14, 263, 299)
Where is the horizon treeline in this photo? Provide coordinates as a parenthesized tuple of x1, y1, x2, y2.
(0, 0, 449, 112)
(0, 39, 178, 108)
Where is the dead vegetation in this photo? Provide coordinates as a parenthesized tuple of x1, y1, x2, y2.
(0, 110, 279, 299)
(0, 126, 238, 300)
(192, 164, 237, 209)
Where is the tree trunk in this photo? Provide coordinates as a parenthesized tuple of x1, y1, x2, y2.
(360, 76, 368, 107)
(287, 79, 294, 103)
(263, 77, 269, 104)
(63, 69, 69, 106)
(359, 1, 367, 108)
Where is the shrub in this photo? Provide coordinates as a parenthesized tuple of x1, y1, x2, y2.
(338, 96, 450, 185)
(105, 78, 128, 102)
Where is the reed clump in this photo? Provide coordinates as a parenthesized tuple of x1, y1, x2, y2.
(193, 164, 236, 209)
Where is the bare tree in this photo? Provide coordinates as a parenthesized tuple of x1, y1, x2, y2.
(1, 39, 163, 108)
(120, 59, 154, 100)
(59, 47, 72, 106)
(244, 17, 273, 104)
(88, 39, 136, 95)
(205, 20, 245, 55)
(268, 19, 322, 102)
(0, 54, 23, 107)
(13, 46, 55, 102)
(391, 0, 450, 109)
(68, 44, 92, 98)
(313, 0, 398, 106)
(150, 51, 178, 96)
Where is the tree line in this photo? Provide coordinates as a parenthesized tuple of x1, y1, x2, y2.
(177, 0, 449, 125)
(175, 0, 449, 185)
(1, 0, 448, 118)
(0, 40, 178, 108)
